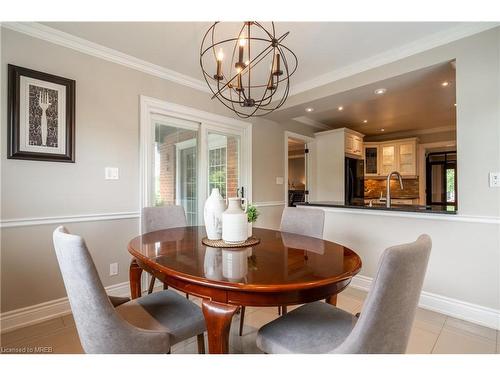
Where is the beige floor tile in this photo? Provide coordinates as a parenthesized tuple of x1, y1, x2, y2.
(2, 325, 83, 354)
(413, 308, 446, 334)
(239, 310, 278, 332)
(61, 314, 76, 328)
(444, 317, 497, 341)
(497, 331, 500, 354)
(336, 295, 362, 314)
(406, 326, 439, 354)
(432, 327, 496, 354)
(341, 287, 368, 302)
(0, 317, 66, 346)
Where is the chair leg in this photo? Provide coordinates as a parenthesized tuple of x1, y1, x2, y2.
(281, 306, 287, 315)
(163, 282, 168, 290)
(147, 276, 155, 294)
(197, 333, 205, 354)
(278, 306, 281, 315)
(186, 293, 189, 299)
(239, 306, 245, 336)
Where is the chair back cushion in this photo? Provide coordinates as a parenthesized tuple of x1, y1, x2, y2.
(142, 205, 188, 233)
(280, 207, 325, 239)
(334, 234, 432, 353)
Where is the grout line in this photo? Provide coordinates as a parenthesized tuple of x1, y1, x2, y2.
(430, 316, 447, 353)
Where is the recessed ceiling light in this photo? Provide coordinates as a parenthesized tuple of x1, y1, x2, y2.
(454, 103, 457, 107)
(380, 128, 385, 132)
(305, 107, 314, 112)
(363, 120, 368, 123)
(374, 88, 387, 95)
(441, 81, 449, 87)
(337, 106, 343, 111)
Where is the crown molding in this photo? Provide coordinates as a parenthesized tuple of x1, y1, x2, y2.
(1, 22, 210, 93)
(3, 22, 498, 101)
(292, 116, 330, 130)
(289, 22, 500, 97)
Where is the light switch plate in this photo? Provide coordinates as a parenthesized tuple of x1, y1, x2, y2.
(109, 263, 118, 276)
(489, 172, 500, 187)
(276, 176, 284, 185)
(105, 167, 119, 180)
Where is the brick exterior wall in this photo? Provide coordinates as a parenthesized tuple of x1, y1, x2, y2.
(158, 129, 196, 205)
(226, 136, 239, 198)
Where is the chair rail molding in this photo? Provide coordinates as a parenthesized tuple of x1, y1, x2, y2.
(351, 275, 500, 330)
(0, 211, 140, 229)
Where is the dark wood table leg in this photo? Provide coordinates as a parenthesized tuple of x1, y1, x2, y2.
(202, 300, 238, 354)
(129, 258, 143, 300)
(325, 294, 338, 306)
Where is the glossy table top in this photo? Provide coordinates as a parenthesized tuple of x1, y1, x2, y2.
(128, 226, 362, 292)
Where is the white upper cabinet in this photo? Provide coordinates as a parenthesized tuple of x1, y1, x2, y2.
(381, 144, 397, 175)
(364, 138, 418, 177)
(345, 131, 364, 158)
(398, 141, 417, 176)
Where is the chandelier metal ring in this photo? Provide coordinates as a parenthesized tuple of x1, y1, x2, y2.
(200, 21, 298, 118)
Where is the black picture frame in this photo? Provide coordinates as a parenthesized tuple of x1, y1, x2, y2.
(7, 64, 75, 162)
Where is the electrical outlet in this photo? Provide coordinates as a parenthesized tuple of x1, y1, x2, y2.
(489, 172, 500, 187)
(105, 167, 119, 180)
(276, 176, 284, 185)
(109, 263, 119, 276)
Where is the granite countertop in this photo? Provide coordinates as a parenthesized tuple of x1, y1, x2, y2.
(297, 201, 457, 215)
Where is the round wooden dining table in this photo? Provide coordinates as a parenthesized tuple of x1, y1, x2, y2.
(127, 226, 362, 354)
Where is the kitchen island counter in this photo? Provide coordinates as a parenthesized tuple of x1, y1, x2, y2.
(297, 201, 457, 214)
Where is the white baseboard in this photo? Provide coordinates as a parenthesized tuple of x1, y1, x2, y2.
(0, 281, 131, 334)
(2, 276, 499, 334)
(350, 275, 500, 330)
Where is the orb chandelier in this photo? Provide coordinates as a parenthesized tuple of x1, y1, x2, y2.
(200, 22, 298, 118)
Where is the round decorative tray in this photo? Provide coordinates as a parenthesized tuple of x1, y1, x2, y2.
(202, 237, 260, 248)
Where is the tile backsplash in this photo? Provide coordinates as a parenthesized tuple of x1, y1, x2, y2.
(365, 178, 419, 199)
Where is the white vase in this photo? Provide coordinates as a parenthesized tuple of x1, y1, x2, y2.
(222, 197, 248, 243)
(204, 188, 225, 240)
(247, 222, 253, 237)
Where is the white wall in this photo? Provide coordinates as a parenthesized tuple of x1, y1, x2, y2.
(0, 27, 314, 314)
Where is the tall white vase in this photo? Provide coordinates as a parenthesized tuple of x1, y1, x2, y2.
(204, 188, 225, 240)
(222, 197, 248, 244)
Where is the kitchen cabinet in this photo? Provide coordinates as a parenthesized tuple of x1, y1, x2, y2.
(363, 138, 419, 178)
(381, 144, 397, 175)
(345, 131, 364, 158)
(313, 127, 365, 201)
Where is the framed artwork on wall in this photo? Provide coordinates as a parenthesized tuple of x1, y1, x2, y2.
(7, 64, 75, 162)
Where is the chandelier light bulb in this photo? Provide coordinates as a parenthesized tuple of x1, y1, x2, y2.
(217, 49, 224, 61)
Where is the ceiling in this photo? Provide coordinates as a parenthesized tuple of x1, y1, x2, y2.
(292, 61, 457, 136)
(43, 22, 467, 89)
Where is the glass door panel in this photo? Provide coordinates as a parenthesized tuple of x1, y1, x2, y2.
(153, 118, 199, 225)
(207, 132, 240, 199)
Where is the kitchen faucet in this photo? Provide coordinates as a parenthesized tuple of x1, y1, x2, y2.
(386, 171, 404, 208)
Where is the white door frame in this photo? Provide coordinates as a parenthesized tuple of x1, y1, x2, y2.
(284, 131, 315, 205)
(140, 95, 253, 226)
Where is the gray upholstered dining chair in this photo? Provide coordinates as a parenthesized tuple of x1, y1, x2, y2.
(255, 234, 432, 354)
(53, 226, 206, 354)
(280, 206, 325, 239)
(278, 207, 325, 315)
(142, 205, 188, 294)
(238, 207, 325, 337)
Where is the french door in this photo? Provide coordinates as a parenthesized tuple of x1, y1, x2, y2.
(142, 101, 251, 226)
